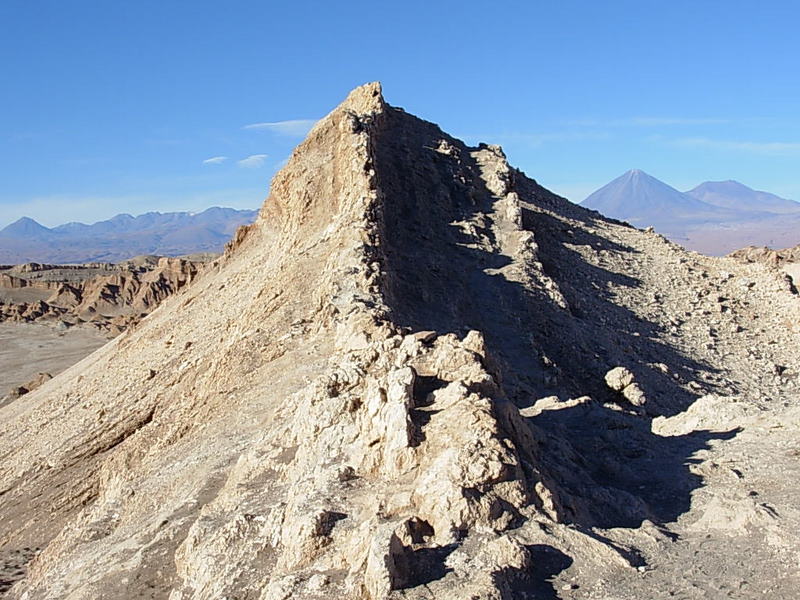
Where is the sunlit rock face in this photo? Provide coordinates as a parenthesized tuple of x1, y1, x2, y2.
(1, 83, 799, 599)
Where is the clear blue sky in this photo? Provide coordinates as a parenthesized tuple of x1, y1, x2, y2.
(1, 0, 798, 227)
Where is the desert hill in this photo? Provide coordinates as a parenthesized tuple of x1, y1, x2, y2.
(582, 171, 800, 255)
(0, 84, 798, 599)
(0, 207, 257, 264)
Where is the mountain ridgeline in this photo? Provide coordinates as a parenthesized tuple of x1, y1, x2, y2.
(0, 207, 258, 264)
(581, 170, 800, 255)
(0, 84, 798, 599)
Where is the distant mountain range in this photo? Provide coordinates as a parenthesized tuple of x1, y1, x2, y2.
(581, 171, 800, 255)
(5, 175, 797, 263)
(0, 207, 259, 264)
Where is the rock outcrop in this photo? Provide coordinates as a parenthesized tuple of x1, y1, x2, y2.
(729, 244, 800, 289)
(728, 244, 800, 268)
(2, 372, 52, 404)
(0, 84, 798, 599)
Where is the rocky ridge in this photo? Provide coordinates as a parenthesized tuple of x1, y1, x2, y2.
(728, 243, 800, 268)
(728, 244, 800, 292)
(0, 84, 798, 599)
(2, 373, 53, 404)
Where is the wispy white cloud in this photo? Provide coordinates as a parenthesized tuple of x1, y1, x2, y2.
(629, 117, 728, 126)
(670, 137, 800, 154)
(507, 131, 610, 144)
(461, 116, 732, 149)
(571, 117, 728, 127)
(202, 156, 228, 165)
(147, 138, 188, 146)
(237, 154, 269, 168)
(243, 119, 318, 136)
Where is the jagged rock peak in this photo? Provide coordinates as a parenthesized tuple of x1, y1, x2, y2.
(340, 80, 385, 114)
(1, 84, 799, 600)
(1, 82, 575, 600)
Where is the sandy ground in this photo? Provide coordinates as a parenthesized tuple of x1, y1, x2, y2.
(0, 288, 50, 304)
(0, 323, 108, 394)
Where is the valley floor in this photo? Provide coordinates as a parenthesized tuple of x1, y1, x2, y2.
(0, 323, 107, 398)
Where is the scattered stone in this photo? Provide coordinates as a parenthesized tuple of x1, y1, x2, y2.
(605, 366, 635, 391)
(411, 330, 437, 344)
(622, 382, 648, 406)
(3, 372, 52, 402)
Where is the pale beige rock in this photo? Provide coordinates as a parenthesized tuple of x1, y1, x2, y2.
(0, 82, 799, 600)
(605, 366, 635, 391)
(622, 381, 647, 406)
(652, 394, 760, 436)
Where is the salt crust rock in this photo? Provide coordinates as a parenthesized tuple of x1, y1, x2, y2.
(652, 394, 760, 437)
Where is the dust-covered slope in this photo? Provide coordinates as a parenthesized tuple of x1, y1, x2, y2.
(1, 84, 799, 599)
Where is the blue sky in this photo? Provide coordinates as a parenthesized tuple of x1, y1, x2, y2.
(1, 0, 798, 227)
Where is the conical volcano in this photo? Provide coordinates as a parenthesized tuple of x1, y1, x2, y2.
(1, 84, 799, 599)
(581, 169, 730, 228)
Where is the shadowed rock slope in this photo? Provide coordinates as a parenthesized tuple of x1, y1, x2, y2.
(1, 84, 799, 599)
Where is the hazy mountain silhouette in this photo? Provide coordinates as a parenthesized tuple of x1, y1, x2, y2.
(0, 207, 258, 263)
(581, 170, 732, 227)
(687, 180, 800, 214)
(0, 217, 54, 240)
(581, 170, 800, 254)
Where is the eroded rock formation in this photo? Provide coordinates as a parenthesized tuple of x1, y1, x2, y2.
(728, 244, 800, 268)
(0, 84, 798, 599)
(729, 244, 800, 290)
(0, 256, 210, 335)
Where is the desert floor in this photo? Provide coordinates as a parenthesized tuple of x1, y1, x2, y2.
(0, 323, 107, 394)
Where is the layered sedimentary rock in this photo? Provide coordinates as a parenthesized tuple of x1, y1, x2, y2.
(0, 84, 798, 599)
(0, 256, 208, 334)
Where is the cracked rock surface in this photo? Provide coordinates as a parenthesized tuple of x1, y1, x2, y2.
(1, 83, 798, 599)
